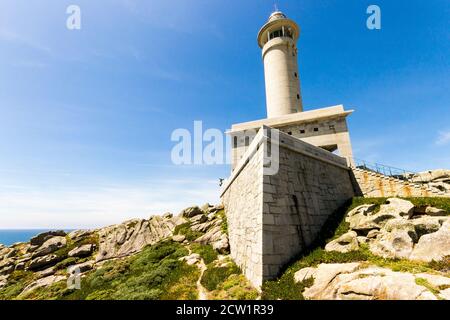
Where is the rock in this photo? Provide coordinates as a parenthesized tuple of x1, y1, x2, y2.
(0, 275, 8, 289)
(191, 220, 217, 233)
(37, 267, 56, 278)
(15, 262, 26, 271)
(30, 230, 66, 246)
(27, 245, 39, 253)
(367, 230, 380, 239)
(190, 214, 208, 224)
(68, 244, 94, 258)
(180, 253, 201, 266)
(345, 204, 378, 231)
(96, 215, 185, 262)
(301, 263, 444, 300)
(67, 230, 93, 241)
(302, 263, 361, 299)
(336, 269, 435, 300)
(425, 207, 447, 216)
(200, 203, 213, 213)
(410, 220, 450, 262)
(0, 258, 16, 275)
(195, 225, 223, 244)
(384, 218, 418, 242)
(325, 231, 359, 253)
(369, 229, 414, 259)
(0, 264, 15, 276)
(346, 199, 415, 233)
(28, 254, 62, 271)
(384, 198, 414, 217)
(212, 235, 230, 254)
(4, 248, 17, 259)
(411, 216, 444, 237)
(294, 267, 317, 283)
(162, 212, 173, 219)
(20, 275, 66, 295)
(181, 206, 204, 218)
(439, 288, 450, 300)
(32, 236, 67, 258)
(415, 273, 450, 288)
(357, 236, 369, 245)
(67, 261, 94, 275)
(410, 169, 450, 183)
(172, 235, 186, 243)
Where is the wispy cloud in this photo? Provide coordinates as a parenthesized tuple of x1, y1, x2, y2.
(436, 130, 450, 146)
(0, 29, 52, 55)
(0, 180, 220, 229)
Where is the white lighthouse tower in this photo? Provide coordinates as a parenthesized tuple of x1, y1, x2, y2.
(257, 11, 303, 118)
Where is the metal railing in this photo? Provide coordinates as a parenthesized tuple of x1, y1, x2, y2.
(350, 158, 434, 184)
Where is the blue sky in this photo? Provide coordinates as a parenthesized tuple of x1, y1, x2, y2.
(0, 0, 449, 228)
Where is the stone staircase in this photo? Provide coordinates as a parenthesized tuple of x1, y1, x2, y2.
(351, 166, 448, 198)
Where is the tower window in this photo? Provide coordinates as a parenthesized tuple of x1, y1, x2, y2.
(287, 131, 292, 135)
(269, 30, 282, 40)
(297, 94, 300, 100)
(314, 128, 319, 132)
(294, 72, 298, 78)
(244, 136, 250, 146)
(233, 136, 238, 148)
(300, 129, 305, 134)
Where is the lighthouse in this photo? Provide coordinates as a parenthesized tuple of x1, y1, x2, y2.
(257, 11, 303, 118)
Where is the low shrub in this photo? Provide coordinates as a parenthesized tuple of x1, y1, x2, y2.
(201, 261, 241, 291)
(190, 243, 218, 264)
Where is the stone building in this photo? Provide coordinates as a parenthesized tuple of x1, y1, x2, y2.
(221, 11, 357, 288)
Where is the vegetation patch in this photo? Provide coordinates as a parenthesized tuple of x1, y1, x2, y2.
(0, 271, 35, 300)
(201, 260, 241, 291)
(216, 209, 228, 235)
(174, 223, 205, 241)
(208, 274, 259, 300)
(190, 243, 218, 264)
(10, 241, 199, 300)
(415, 278, 442, 300)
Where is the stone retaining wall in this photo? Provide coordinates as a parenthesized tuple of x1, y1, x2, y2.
(221, 128, 356, 287)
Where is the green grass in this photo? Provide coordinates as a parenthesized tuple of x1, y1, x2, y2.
(174, 222, 205, 241)
(261, 197, 450, 300)
(415, 278, 441, 299)
(216, 209, 228, 235)
(0, 271, 35, 300)
(12, 241, 199, 300)
(190, 243, 218, 264)
(201, 260, 241, 291)
(208, 274, 259, 300)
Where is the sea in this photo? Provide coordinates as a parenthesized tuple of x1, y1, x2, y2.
(0, 230, 75, 247)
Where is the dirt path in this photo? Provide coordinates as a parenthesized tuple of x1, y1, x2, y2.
(187, 246, 209, 300)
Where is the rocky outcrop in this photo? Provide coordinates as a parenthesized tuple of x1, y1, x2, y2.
(325, 231, 359, 253)
(28, 254, 62, 271)
(68, 244, 94, 258)
(32, 236, 67, 258)
(409, 220, 450, 262)
(20, 275, 66, 296)
(330, 198, 449, 261)
(30, 231, 66, 246)
(295, 263, 450, 300)
(95, 214, 186, 262)
(409, 169, 450, 194)
(0, 202, 230, 298)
